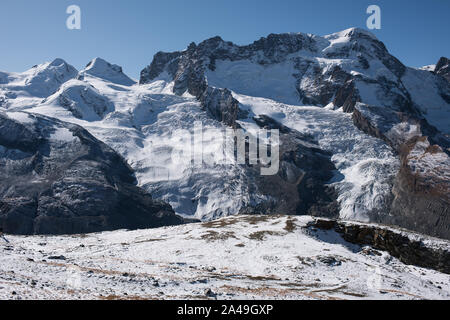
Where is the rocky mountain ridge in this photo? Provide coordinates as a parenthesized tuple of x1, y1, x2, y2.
(139, 28, 449, 239)
(0, 28, 449, 239)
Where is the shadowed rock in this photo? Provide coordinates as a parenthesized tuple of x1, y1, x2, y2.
(435, 57, 450, 82)
(0, 112, 184, 235)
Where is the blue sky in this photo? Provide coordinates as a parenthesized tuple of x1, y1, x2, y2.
(0, 0, 448, 79)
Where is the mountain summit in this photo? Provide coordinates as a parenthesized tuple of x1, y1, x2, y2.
(79, 57, 136, 86)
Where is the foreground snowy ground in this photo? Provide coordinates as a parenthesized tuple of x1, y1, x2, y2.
(1, 215, 449, 300)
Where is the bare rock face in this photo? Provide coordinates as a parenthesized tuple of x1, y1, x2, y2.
(435, 57, 450, 82)
(351, 103, 450, 239)
(0, 112, 184, 235)
(140, 33, 318, 89)
(139, 29, 447, 132)
(310, 218, 450, 274)
(140, 39, 241, 127)
(199, 87, 239, 127)
(389, 137, 450, 240)
(139, 28, 417, 115)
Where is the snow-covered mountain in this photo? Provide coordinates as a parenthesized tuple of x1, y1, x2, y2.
(138, 27, 450, 239)
(0, 28, 449, 240)
(141, 28, 450, 134)
(78, 58, 136, 86)
(0, 58, 77, 104)
(0, 110, 183, 235)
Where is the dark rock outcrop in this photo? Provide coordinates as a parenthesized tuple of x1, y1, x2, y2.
(199, 87, 239, 127)
(139, 28, 415, 113)
(0, 112, 184, 235)
(309, 218, 450, 274)
(140, 38, 244, 127)
(388, 137, 450, 240)
(140, 33, 318, 88)
(435, 57, 450, 82)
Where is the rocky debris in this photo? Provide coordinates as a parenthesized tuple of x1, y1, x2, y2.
(435, 57, 450, 82)
(0, 112, 184, 235)
(309, 218, 450, 274)
(317, 256, 342, 267)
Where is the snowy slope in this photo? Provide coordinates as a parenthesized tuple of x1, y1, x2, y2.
(21, 70, 250, 221)
(1, 215, 449, 300)
(42, 79, 115, 121)
(8, 59, 77, 96)
(79, 58, 136, 86)
(401, 67, 450, 133)
(0, 59, 77, 109)
(206, 59, 301, 105)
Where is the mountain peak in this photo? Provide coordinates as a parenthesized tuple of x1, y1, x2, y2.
(31, 58, 76, 73)
(324, 27, 380, 45)
(336, 27, 378, 39)
(435, 57, 450, 82)
(84, 57, 116, 71)
(48, 58, 70, 68)
(79, 58, 136, 86)
(4, 58, 79, 98)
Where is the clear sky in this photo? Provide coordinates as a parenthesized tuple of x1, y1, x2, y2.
(0, 0, 448, 79)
